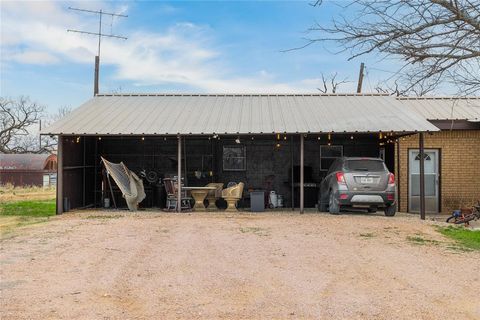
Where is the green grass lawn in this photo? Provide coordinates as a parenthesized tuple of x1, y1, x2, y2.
(438, 226, 480, 251)
(0, 200, 56, 217)
(0, 200, 56, 238)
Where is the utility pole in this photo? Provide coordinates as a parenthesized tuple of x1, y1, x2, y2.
(356, 62, 365, 93)
(67, 7, 127, 96)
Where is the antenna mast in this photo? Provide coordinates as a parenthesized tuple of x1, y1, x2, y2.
(67, 7, 127, 96)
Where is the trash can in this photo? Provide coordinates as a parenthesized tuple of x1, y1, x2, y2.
(250, 191, 265, 212)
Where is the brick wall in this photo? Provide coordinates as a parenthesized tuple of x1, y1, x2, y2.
(396, 130, 480, 214)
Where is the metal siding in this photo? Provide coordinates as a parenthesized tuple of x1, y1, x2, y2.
(42, 94, 439, 135)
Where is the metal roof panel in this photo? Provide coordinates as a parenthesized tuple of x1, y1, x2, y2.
(42, 94, 439, 135)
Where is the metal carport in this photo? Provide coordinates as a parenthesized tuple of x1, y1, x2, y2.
(42, 93, 438, 218)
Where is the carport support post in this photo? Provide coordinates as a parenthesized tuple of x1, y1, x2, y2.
(56, 135, 63, 215)
(419, 132, 426, 220)
(300, 134, 304, 214)
(177, 135, 182, 213)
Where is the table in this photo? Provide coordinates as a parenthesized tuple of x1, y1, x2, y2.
(182, 187, 217, 211)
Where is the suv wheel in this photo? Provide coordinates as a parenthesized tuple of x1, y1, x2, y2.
(318, 199, 327, 212)
(328, 192, 340, 215)
(384, 204, 396, 217)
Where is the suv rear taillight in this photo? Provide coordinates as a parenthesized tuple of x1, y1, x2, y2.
(388, 173, 395, 185)
(336, 172, 346, 184)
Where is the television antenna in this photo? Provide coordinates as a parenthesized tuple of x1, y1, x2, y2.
(67, 7, 128, 96)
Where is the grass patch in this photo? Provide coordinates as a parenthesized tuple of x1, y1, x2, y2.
(406, 235, 440, 246)
(239, 226, 270, 236)
(0, 184, 55, 202)
(0, 200, 56, 217)
(84, 215, 122, 219)
(0, 216, 50, 239)
(437, 226, 480, 251)
(359, 232, 376, 238)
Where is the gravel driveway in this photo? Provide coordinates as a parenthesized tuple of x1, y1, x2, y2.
(1, 211, 479, 319)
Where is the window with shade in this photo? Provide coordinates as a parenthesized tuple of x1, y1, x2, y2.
(320, 145, 343, 171)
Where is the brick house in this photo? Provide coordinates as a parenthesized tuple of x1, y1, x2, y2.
(395, 97, 480, 214)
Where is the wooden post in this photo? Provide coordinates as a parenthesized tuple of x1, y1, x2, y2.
(56, 135, 63, 215)
(300, 134, 304, 214)
(177, 135, 182, 213)
(356, 62, 365, 93)
(419, 132, 426, 220)
(94, 55, 99, 96)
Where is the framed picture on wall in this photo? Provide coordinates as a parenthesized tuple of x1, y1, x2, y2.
(223, 145, 246, 171)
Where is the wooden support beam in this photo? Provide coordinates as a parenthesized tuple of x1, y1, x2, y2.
(419, 132, 426, 220)
(300, 134, 304, 214)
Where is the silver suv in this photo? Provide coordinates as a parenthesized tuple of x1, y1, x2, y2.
(318, 157, 396, 216)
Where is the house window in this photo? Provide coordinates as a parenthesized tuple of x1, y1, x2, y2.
(320, 145, 343, 171)
(223, 145, 246, 171)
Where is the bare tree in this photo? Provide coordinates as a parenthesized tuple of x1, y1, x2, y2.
(306, 0, 480, 95)
(317, 72, 350, 93)
(0, 97, 70, 154)
(1, 96, 45, 153)
(50, 106, 73, 122)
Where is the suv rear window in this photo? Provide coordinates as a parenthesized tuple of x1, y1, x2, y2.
(345, 160, 386, 172)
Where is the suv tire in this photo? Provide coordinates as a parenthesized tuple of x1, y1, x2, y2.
(328, 192, 340, 215)
(384, 204, 396, 217)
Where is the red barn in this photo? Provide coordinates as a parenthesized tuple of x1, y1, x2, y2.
(0, 154, 57, 187)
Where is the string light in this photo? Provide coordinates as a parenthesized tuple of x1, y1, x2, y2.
(379, 132, 383, 139)
(98, 137, 101, 140)
(76, 137, 80, 143)
(283, 135, 287, 140)
(328, 133, 331, 140)
(141, 137, 145, 141)
(350, 135, 354, 140)
(277, 133, 280, 140)
(317, 136, 321, 140)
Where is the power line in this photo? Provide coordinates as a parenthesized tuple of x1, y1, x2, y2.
(67, 7, 128, 95)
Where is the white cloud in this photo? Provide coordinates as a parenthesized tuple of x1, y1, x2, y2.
(1, 1, 319, 93)
(8, 51, 60, 65)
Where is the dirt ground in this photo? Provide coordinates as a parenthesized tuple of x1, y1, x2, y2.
(1, 211, 479, 320)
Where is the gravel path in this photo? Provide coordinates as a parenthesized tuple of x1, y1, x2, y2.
(1, 211, 479, 319)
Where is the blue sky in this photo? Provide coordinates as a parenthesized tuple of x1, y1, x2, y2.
(1, 1, 399, 113)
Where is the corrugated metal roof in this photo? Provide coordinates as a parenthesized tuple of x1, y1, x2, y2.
(397, 97, 480, 121)
(0, 154, 56, 171)
(42, 94, 438, 135)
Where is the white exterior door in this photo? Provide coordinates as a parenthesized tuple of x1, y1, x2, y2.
(408, 149, 440, 213)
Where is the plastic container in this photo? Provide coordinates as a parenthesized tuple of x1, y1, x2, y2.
(269, 191, 278, 208)
(250, 191, 265, 212)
